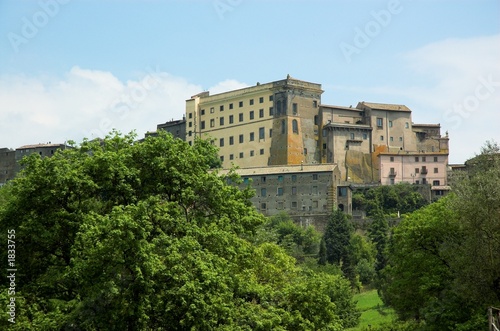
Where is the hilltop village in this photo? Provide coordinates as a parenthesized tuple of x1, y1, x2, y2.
(1, 76, 460, 225)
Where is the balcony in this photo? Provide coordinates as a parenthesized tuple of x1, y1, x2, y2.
(421, 167, 428, 175)
(388, 170, 397, 177)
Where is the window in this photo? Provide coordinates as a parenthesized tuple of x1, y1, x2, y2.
(314, 115, 319, 125)
(269, 129, 272, 137)
(434, 156, 438, 162)
(399, 137, 403, 142)
(260, 148, 264, 155)
(390, 178, 395, 185)
(239, 101, 243, 107)
(415, 180, 420, 184)
(261, 188, 267, 196)
(220, 155, 224, 162)
(229, 103, 233, 110)
(292, 119, 299, 134)
(249, 111, 254, 120)
(363, 133, 368, 140)
(269, 95, 273, 101)
(259, 109, 264, 118)
(277, 100, 282, 115)
(377, 118, 383, 128)
(210, 119, 215, 127)
(239, 113, 244, 122)
(249, 99, 254, 105)
(239, 134, 244, 143)
(415, 167, 420, 174)
(219, 138, 224, 147)
(261, 202, 267, 210)
(229, 136, 234, 145)
(350, 133, 355, 140)
(390, 137, 394, 142)
(292, 175, 297, 182)
(210, 107, 214, 113)
(291, 201, 297, 209)
(433, 180, 440, 186)
(415, 157, 419, 162)
(304, 148, 308, 155)
(230, 154, 234, 160)
(201, 109, 205, 115)
(292, 187, 297, 195)
(277, 187, 284, 196)
(380, 136, 384, 141)
(338, 187, 347, 196)
(405, 122, 409, 128)
(292, 103, 298, 115)
(281, 120, 286, 134)
(312, 174, 318, 180)
(434, 167, 438, 173)
(313, 100, 318, 108)
(188, 121, 192, 127)
(390, 156, 394, 162)
(259, 97, 264, 103)
(422, 157, 426, 162)
(220, 105, 224, 111)
(201, 121, 206, 129)
(269, 107, 274, 116)
(259, 127, 265, 140)
(250, 132, 255, 141)
(239, 152, 243, 158)
(188, 113, 193, 119)
(389, 120, 393, 127)
(277, 201, 284, 210)
(229, 115, 234, 124)
(261, 176, 266, 183)
(278, 175, 284, 182)
(220, 117, 224, 126)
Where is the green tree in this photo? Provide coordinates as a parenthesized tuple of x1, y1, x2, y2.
(368, 209, 389, 274)
(0, 131, 358, 330)
(323, 210, 356, 282)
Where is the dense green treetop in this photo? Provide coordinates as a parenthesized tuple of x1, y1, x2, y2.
(0, 131, 358, 330)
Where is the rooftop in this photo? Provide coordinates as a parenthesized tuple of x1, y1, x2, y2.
(218, 163, 338, 176)
(17, 143, 66, 150)
(358, 101, 411, 112)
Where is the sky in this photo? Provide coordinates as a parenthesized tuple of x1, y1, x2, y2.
(0, 0, 499, 164)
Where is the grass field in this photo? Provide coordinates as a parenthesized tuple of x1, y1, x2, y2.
(347, 289, 396, 330)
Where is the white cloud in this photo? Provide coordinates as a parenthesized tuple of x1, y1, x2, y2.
(401, 34, 500, 163)
(208, 79, 249, 95)
(0, 67, 247, 149)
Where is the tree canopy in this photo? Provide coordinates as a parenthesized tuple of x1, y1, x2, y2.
(0, 131, 358, 330)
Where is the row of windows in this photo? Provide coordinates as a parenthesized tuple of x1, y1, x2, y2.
(389, 179, 441, 186)
(260, 200, 324, 211)
(219, 149, 266, 162)
(380, 136, 403, 142)
(388, 166, 440, 174)
(200, 96, 274, 116)
(248, 173, 319, 184)
(376, 118, 410, 129)
(199, 108, 275, 129)
(218, 128, 268, 147)
(260, 185, 321, 196)
(389, 156, 440, 162)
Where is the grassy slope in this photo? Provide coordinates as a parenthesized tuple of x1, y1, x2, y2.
(347, 289, 396, 330)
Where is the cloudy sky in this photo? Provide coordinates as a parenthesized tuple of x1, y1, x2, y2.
(0, 0, 499, 163)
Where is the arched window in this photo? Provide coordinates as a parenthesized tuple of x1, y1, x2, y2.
(292, 119, 299, 134)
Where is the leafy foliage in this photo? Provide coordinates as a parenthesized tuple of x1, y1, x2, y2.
(353, 182, 428, 216)
(0, 131, 358, 330)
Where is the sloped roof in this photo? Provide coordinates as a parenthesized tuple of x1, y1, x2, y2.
(358, 102, 411, 112)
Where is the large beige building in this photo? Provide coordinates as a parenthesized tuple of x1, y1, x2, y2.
(185, 75, 323, 168)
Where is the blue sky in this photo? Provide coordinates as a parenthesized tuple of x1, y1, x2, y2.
(1, 0, 499, 163)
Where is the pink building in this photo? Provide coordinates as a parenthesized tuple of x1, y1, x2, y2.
(379, 152, 450, 198)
